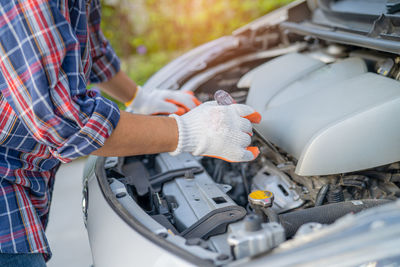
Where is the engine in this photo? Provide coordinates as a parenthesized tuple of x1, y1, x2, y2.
(196, 49, 400, 211)
(105, 44, 400, 263)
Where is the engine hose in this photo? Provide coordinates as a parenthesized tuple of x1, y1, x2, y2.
(327, 186, 345, 203)
(279, 199, 391, 238)
(262, 207, 279, 223)
(315, 184, 329, 206)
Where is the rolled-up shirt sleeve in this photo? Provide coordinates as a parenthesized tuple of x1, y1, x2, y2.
(0, 0, 120, 163)
(88, 0, 121, 83)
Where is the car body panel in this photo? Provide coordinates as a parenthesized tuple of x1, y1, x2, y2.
(84, 158, 195, 267)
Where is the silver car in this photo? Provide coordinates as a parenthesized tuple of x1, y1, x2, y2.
(82, 0, 400, 266)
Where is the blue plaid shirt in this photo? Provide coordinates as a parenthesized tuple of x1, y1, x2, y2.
(0, 0, 121, 259)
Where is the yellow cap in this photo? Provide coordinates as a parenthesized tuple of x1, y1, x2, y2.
(249, 190, 273, 200)
(248, 190, 274, 208)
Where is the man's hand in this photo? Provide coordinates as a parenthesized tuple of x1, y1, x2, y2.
(126, 86, 201, 115)
(170, 101, 262, 162)
(95, 70, 200, 115)
(93, 69, 260, 163)
(92, 101, 261, 163)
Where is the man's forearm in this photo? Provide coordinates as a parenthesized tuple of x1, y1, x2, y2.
(96, 71, 138, 103)
(93, 71, 179, 157)
(91, 111, 178, 157)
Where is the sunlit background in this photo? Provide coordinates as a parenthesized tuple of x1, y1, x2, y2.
(100, 0, 293, 87)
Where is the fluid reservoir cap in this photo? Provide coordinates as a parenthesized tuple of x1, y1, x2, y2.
(248, 190, 274, 208)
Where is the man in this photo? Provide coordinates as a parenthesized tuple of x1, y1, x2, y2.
(0, 0, 260, 266)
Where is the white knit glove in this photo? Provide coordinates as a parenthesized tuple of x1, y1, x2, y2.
(126, 86, 201, 115)
(170, 101, 262, 162)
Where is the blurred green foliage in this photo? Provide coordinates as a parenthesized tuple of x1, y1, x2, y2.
(101, 0, 293, 84)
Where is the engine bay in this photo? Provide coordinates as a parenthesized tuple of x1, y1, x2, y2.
(101, 43, 400, 264)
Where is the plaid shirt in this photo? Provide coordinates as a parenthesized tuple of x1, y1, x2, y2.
(0, 0, 121, 259)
